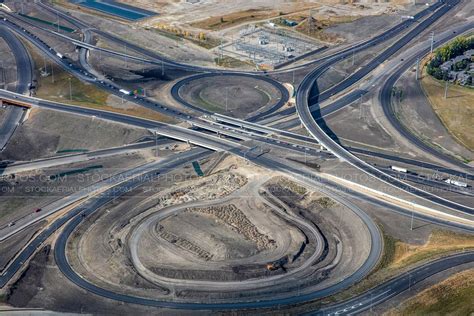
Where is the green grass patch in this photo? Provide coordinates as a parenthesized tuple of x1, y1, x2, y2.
(385, 269, 474, 315)
(35, 61, 109, 107)
(19, 13, 75, 33)
(329, 229, 474, 303)
(214, 56, 254, 69)
(56, 149, 90, 154)
(278, 177, 307, 195)
(192, 161, 204, 177)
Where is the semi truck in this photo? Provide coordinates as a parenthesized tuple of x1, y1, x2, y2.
(444, 179, 468, 188)
(390, 166, 407, 173)
(119, 89, 132, 95)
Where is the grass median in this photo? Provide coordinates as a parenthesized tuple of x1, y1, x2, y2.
(26, 41, 173, 123)
(324, 229, 474, 303)
(420, 68, 474, 153)
(384, 268, 474, 315)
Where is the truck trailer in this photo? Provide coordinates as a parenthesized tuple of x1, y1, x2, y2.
(119, 89, 131, 95)
(444, 179, 468, 188)
(390, 166, 407, 173)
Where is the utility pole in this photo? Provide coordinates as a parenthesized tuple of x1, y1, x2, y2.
(410, 211, 414, 231)
(307, 9, 314, 35)
(292, 69, 295, 85)
(57, 11, 60, 33)
(444, 80, 448, 99)
(352, 49, 355, 66)
(430, 31, 435, 54)
(98, 47, 102, 72)
(415, 58, 420, 80)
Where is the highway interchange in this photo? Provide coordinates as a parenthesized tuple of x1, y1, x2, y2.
(0, 0, 473, 314)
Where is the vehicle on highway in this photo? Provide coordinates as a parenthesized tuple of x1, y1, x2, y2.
(34, 208, 42, 213)
(390, 165, 407, 173)
(119, 89, 132, 95)
(445, 179, 468, 188)
(8, 222, 15, 227)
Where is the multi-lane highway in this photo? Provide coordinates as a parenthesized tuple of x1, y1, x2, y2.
(311, 251, 474, 316)
(379, 32, 474, 173)
(0, 147, 212, 286)
(296, 0, 474, 215)
(0, 26, 32, 150)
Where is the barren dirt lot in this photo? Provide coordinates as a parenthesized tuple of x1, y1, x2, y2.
(0, 109, 149, 161)
(178, 75, 282, 118)
(123, 0, 412, 30)
(61, 153, 372, 303)
(0, 34, 19, 92)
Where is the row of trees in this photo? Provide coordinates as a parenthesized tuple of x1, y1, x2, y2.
(427, 36, 474, 80)
(436, 36, 474, 62)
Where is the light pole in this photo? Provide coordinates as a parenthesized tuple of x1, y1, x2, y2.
(69, 77, 72, 101)
(124, 44, 128, 69)
(415, 58, 420, 80)
(430, 31, 435, 54)
(0, 61, 4, 89)
(155, 131, 158, 158)
(444, 80, 448, 99)
(410, 211, 414, 231)
(225, 87, 228, 111)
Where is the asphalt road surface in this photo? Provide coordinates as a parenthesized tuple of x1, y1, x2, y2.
(0, 26, 32, 150)
(296, 0, 474, 215)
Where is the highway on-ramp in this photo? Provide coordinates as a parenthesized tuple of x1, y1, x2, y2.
(296, 0, 474, 216)
(0, 25, 32, 150)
